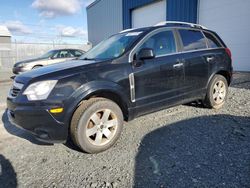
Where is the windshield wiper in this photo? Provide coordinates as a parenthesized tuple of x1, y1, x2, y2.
(82, 57, 95, 60)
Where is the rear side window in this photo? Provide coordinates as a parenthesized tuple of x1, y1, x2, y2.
(179, 29, 207, 51)
(203, 32, 222, 48)
(53, 50, 74, 58)
(138, 30, 176, 57)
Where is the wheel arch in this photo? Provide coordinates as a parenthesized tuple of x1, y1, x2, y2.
(32, 64, 43, 69)
(66, 81, 131, 126)
(216, 70, 232, 85)
(207, 69, 232, 88)
(84, 90, 129, 121)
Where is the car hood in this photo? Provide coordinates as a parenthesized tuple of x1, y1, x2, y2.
(14, 57, 47, 67)
(15, 59, 96, 83)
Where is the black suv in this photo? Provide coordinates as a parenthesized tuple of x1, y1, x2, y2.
(7, 22, 232, 153)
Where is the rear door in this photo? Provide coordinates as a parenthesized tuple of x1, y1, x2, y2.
(177, 29, 210, 98)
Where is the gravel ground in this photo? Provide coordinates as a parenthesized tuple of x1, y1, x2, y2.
(0, 72, 250, 188)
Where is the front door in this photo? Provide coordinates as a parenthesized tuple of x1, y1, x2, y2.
(131, 29, 184, 111)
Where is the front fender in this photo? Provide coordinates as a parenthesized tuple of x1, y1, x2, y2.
(63, 80, 130, 124)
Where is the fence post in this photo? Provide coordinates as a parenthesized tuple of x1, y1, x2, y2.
(15, 39, 17, 63)
(0, 51, 2, 69)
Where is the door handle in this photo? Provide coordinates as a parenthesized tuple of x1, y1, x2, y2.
(173, 62, 184, 68)
(206, 56, 215, 63)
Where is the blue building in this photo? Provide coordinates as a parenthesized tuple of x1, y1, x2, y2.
(87, 0, 250, 71)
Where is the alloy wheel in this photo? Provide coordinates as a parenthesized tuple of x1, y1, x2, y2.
(85, 109, 118, 146)
(212, 80, 226, 104)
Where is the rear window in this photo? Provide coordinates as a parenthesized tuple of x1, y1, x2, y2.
(203, 32, 222, 48)
(179, 29, 207, 51)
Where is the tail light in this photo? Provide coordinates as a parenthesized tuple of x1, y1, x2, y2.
(225, 48, 232, 58)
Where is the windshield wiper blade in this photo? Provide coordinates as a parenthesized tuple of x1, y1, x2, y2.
(82, 57, 95, 60)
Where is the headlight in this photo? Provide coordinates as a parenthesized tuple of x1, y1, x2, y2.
(23, 80, 57, 101)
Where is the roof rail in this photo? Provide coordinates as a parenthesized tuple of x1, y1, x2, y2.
(119, 28, 137, 33)
(155, 21, 208, 29)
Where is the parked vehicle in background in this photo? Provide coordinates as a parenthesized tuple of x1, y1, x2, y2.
(7, 21, 232, 153)
(12, 49, 85, 74)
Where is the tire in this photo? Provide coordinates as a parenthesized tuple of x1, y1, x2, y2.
(32, 65, 42, 69)
(70, 98, 124, 153)
(203, 74, 228, 109)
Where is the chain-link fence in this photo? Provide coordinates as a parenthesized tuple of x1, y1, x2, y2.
(0, 42, 91, 70)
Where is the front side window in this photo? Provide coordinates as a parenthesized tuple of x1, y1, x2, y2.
(138, 30, 176, 57)
(80, 32, 143, 60)
(179, 29, 207, 51)
(204, 32, 222, 48)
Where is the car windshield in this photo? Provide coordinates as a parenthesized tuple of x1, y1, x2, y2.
(40, 50, 57, 58)
(80, 32, 143, 60)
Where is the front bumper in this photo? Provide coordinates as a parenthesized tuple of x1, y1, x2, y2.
(7, 98, 68, 143)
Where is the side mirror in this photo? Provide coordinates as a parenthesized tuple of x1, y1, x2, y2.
(137, 48, 155, 60)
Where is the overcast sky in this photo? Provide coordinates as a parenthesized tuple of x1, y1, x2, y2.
(0, 0, 95, 44)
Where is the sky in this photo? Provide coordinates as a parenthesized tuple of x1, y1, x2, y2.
(0, 0, 95, 44)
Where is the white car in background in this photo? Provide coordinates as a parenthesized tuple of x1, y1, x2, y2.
(12, 49, 85, 74)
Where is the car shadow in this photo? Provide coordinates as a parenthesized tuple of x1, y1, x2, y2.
(0, 155, 17, 188)
(134, 114, 250, 187)
(63, 138, 84, 153)
(1, 110, 53, 146)
(184, 101, 204, 108)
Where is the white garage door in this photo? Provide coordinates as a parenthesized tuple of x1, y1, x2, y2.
(132, 0, 166, 28)
(198, 0, 250, 71)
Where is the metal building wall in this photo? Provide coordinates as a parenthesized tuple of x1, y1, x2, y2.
(122, 0, 198, 29)
(0, 36, 11, 44)
(167, 0, 198, 23)
(87, 0, 123, 46)
(123, 0, 157, 29)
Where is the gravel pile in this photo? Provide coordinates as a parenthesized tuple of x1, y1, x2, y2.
(0, 72, 249, 187)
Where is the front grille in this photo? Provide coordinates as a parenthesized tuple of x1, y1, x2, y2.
(8, 81, 24, 98)
(10, 88, 20, 97)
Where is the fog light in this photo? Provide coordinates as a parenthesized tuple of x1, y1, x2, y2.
(50, 108, 64, 114)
